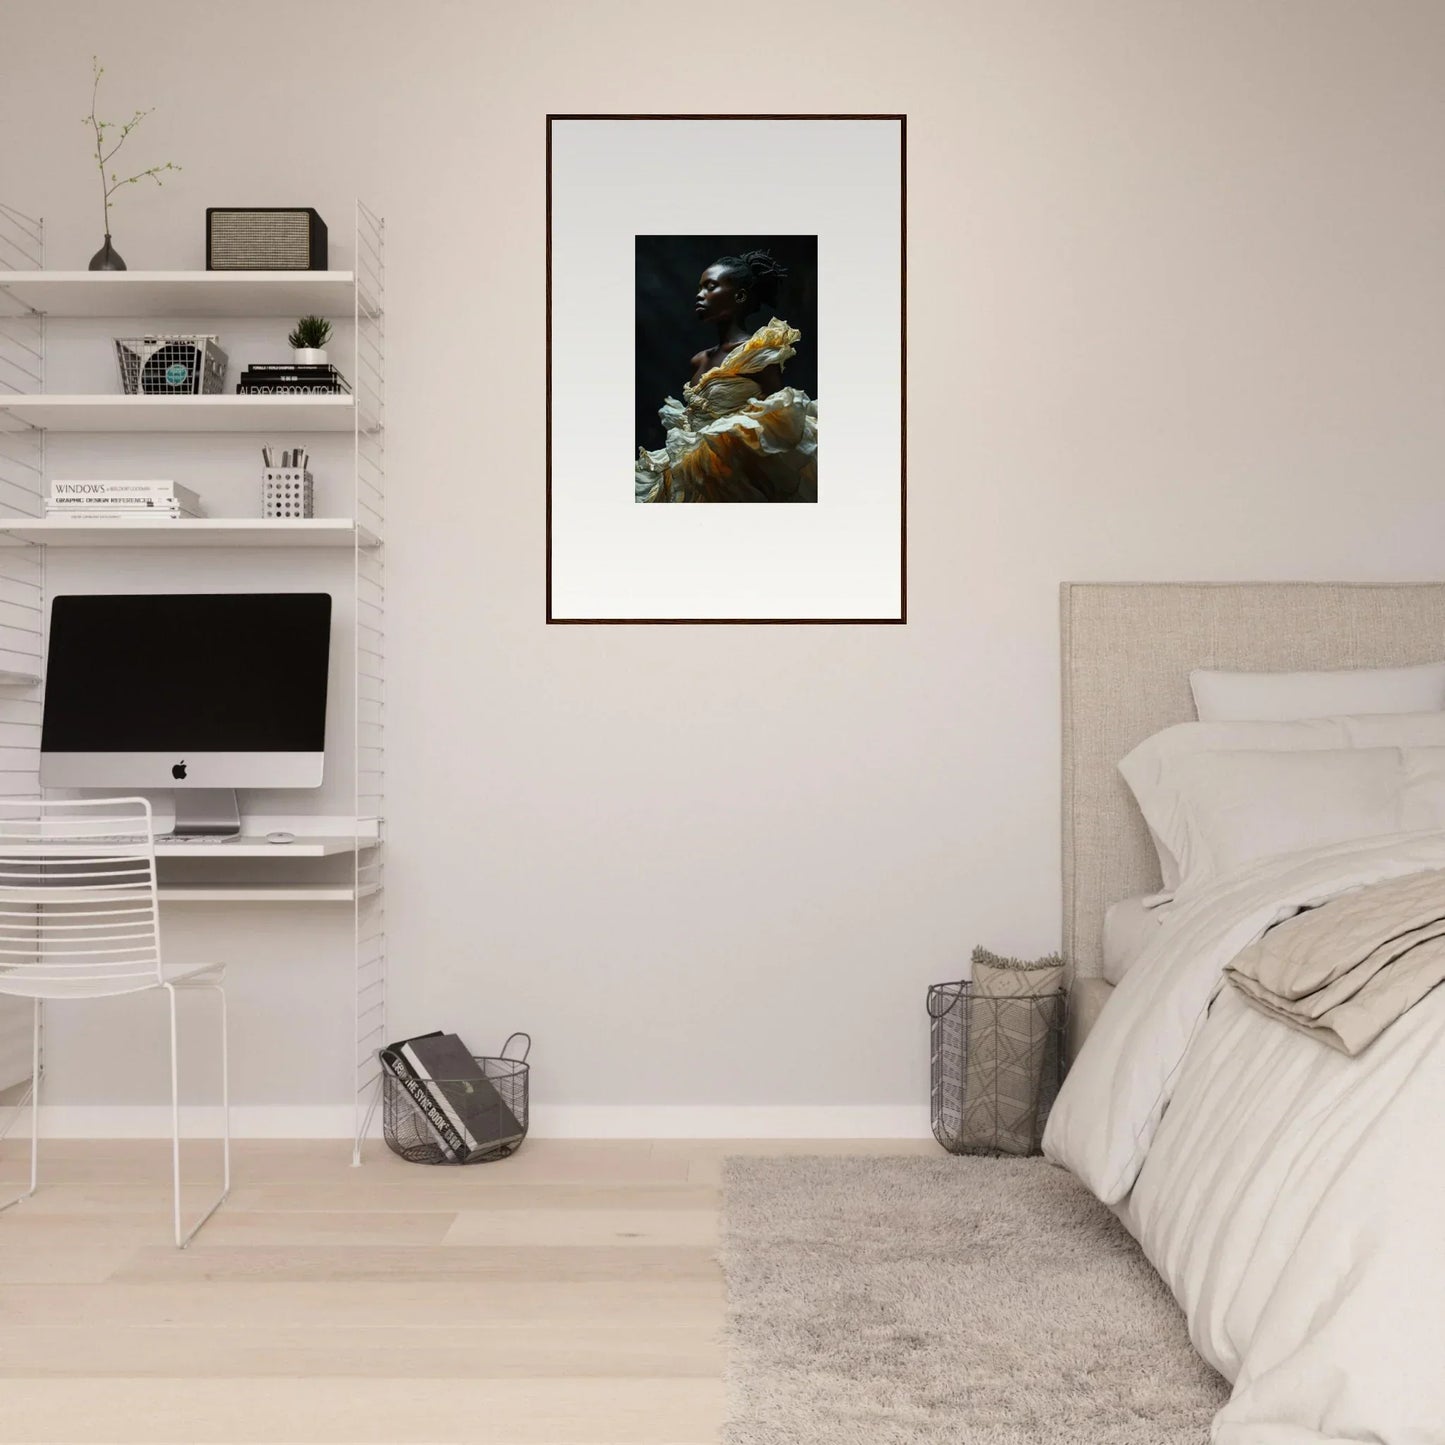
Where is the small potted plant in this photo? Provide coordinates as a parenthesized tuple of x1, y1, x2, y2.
(288, 315, 332, 366)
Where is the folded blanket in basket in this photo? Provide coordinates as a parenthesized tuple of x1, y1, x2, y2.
(1225, 866, 1445, 1055)
(958, 948, 1064, 1155)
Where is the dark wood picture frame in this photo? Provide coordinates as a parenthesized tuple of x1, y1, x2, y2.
(546, 114, 907, 625)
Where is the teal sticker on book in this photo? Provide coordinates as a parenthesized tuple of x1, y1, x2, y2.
(165, 363, 189, 386)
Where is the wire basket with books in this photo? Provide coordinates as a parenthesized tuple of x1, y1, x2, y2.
(380, 1031, 530, 1164)
(114, 335, 228, 395)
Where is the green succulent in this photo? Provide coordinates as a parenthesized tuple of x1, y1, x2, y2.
(288, 315, 332, 350)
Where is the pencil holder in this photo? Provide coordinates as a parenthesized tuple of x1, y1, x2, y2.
(262, 468, 314, 519)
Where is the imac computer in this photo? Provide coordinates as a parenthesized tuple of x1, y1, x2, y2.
(40, 592, 332, 836)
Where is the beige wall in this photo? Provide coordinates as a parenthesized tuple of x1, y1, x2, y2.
(5, 0, 1444, 1126)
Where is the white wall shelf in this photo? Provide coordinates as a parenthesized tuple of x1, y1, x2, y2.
(0, 394, 358, 433)
(0, 270, 369, 319)
(0, 518, 379, 549)
(0, 198, 387, 1164)
(158, 883, 379, 904)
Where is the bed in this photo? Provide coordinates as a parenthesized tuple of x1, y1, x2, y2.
(1047, 581, 1445, 1444)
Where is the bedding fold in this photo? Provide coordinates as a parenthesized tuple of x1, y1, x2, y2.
(1044, 830, 1445, 1205)
(1226, 867, 1445, 1054)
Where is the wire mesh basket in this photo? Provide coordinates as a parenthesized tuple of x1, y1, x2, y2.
(381, 1033, 530, 1165)
(115, 335, 228, 395)
(928, 981, 1064, 1157)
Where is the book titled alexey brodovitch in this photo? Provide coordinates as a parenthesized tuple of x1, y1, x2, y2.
(381, 1031, 526, 1163)
(237, 362, 351, 396)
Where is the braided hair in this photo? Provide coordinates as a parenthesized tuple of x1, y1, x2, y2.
(713, 248, 787, 317)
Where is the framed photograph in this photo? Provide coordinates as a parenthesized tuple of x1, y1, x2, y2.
(547, 115, 906, 624)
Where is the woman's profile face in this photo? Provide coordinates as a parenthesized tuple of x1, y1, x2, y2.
(694, 264, 741, 323)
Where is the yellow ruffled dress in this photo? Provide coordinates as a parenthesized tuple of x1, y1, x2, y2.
(635, 318, 818, 503)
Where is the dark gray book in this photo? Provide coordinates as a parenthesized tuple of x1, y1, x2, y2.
(381, 1031, 464, 1160)
(398, 1032, 524, 1158)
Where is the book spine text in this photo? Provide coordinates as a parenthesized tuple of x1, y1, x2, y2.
(382, 1051, 465, 1160)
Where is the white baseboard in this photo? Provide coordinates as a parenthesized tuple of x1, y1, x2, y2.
(31, 1105, 365, 1139)
(530, 1106, 932, 1139)
(22, 1104, 932, 1140)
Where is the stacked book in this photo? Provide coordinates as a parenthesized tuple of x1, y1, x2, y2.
(381, 1031, 526, 1163)
(47, 480, 204, 519)
(236, 362, 351, 395)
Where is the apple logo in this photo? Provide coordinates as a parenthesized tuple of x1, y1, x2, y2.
(172, 761, 187, 780)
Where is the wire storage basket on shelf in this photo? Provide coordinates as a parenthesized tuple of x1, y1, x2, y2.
(114, 334, 228, 395)
(928, 981, 1064, 1157)
(381, 1033, 530, 1165)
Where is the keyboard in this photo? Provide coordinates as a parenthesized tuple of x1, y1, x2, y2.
(49, 834, 244, 845)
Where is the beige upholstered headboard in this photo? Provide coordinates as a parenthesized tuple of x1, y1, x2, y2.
(1061, 581, 1445, 980)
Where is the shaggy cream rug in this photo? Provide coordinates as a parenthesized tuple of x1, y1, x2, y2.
(720, 1155, 1229, 1444)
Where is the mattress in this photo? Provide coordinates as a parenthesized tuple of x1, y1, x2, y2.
(1101, 894, 1166, 984)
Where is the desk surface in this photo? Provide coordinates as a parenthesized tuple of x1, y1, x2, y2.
(0, 835, 370, 859)
(154, 835, 367, 858)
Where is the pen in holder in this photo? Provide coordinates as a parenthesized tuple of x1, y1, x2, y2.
(262, 468, 314, 519)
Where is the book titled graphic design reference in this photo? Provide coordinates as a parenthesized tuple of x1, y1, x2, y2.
(48, 480, 203, 518)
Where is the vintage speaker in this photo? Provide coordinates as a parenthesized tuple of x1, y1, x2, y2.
(206, 208, 328, 270)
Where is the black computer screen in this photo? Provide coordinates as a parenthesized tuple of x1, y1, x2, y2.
(42, 593, 332, 753)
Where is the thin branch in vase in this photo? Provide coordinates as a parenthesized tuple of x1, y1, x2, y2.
(82, 56, 181, 239)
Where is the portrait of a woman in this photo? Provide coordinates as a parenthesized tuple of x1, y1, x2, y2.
(634, 244, 818, 504)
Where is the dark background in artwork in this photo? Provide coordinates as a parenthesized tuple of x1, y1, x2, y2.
(635, 235, 818, 452)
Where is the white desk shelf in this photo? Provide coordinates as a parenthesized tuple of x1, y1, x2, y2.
(1, 834, 372, 860)
(0, 270, 371, 319)
(0, 518, 379, 549)
(159, 883, 380, 904)
(0, 199, 387, 1164)
(0, 394, 359, 433)
(156, 834, 368, 859)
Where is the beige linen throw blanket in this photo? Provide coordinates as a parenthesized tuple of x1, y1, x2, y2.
(1226, 866, 1445, 1055)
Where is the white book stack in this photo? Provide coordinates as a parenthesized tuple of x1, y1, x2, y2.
(47, 480, 205, 520)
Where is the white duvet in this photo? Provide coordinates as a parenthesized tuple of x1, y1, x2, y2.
(1044, 832, 1445, 1444)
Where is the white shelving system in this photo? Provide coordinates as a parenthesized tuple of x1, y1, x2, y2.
(0, 200, 387, 1160)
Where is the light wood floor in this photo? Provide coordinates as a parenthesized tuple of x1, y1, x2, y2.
(0, 1137, 935, 1444)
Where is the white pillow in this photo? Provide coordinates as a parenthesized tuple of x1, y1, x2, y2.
(1119, 713, 1445, 896)
(1123, 744, 1445, 900)
(1102, 895, 1170, 985)
(1190, 661, 1445, 722)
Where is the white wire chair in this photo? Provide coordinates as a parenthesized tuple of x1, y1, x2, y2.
(0, 797, 229, 1247)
